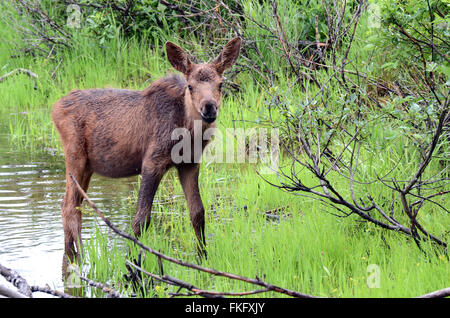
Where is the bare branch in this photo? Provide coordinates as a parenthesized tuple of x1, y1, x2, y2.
(418, 287, 450, 298)
(0, 263, 32, 298)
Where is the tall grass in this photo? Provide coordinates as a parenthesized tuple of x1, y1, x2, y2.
(81, 158, 448, 298)
(0, 0, 448, 298)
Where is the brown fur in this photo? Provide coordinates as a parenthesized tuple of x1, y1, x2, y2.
(52, 38, 241, 260)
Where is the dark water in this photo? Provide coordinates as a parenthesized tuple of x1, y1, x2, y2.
(0, 132, 139, 296)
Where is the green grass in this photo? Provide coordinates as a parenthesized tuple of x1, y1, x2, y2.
(80, 130, 448, 298)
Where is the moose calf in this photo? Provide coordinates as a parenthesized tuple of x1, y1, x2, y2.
(52, 38, 242, 261)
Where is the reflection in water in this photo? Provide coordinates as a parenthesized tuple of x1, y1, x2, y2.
(0, 133, 139, 296)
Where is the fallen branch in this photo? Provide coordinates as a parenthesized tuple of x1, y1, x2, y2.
(0, 284, 27, 298)
(125, 260, 221, 299)
(418, 287, 450, 298)
(0, 263, 33, 297)
(77, 274, 124, 298)
(0, 68, 38, 84)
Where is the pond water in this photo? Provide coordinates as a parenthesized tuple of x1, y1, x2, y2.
(0, 127, 139, 297)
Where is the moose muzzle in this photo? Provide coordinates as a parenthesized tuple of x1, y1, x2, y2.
(200, 101, 217, 123)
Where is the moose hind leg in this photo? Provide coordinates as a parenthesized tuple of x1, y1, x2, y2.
(62, 159, 92, 262)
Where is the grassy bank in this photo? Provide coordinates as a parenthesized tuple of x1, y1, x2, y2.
(81, 162, 448, 298)
(0, 1, 448, 298)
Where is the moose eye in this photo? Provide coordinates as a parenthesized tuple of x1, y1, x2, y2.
(188, 85, 193, 92)
(218, 82, 223, 92)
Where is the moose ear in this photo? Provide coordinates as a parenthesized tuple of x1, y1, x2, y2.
(212, 37, 242, 75)
(166, 42, 193, 75)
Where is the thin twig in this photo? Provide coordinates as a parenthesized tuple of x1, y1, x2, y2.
(77, 275, 125, 298)
(30, 285, 75, 298)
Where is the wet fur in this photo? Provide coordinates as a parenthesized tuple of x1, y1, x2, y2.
(54, 75, 188, 178)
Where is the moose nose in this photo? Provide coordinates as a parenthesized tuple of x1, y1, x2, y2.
(201, 101, 217, 123)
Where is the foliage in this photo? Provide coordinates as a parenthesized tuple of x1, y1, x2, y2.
(0, 0, 448, 298)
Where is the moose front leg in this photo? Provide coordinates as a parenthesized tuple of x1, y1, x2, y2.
(132, 164, 164, 237)
(177, 163, 207, 258)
